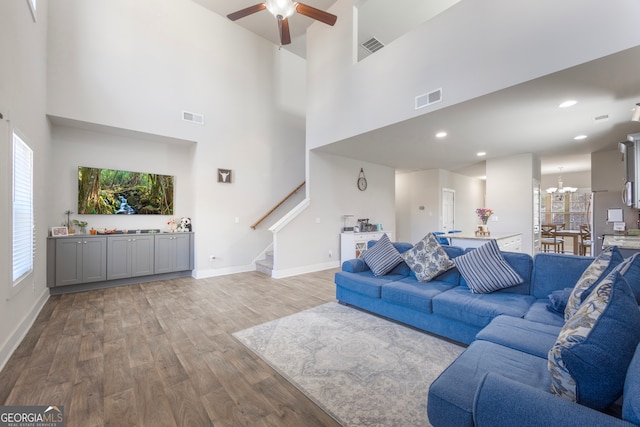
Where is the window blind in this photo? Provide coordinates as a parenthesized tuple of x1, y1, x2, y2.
(13, 132, 34, 283)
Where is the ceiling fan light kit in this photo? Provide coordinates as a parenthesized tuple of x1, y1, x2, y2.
(227, 1, 337, 46)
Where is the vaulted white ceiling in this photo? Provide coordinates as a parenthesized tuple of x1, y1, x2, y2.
(193, 0, 640, 177)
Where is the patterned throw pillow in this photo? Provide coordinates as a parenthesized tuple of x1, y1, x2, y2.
(400, 233, 454, 282)
(361, 234, 403, 276)
(453, 239, 523, 294)
(548, 271, 640, 410)
(564, 247, 623, 321)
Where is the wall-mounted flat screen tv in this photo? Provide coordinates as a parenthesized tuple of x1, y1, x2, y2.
(78, 166, 174, 215)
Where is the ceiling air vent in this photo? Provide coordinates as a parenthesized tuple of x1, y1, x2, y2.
(361, 37, 384, 54)
(594, 114, 609, 122)
(415, 88, 443, 110)
(182, 110, 204, 125)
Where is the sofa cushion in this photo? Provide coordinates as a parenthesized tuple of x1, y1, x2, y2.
(334, 271, 405, 299)
(523, 300, 565, 327)
(623, 342, 640, 424)
(432, 287, 535, 328)
(564, 246, 623, 320)
(530, 253, 594, 299)
(476, 315, 561, 358)
(453, 240, 524, 294)
(428, 340, 550, 427)
(549, 271, 640, 410)
(361, 234, 403, 276)
(381, 277, 456, 313)
(400, 233, 454, 282)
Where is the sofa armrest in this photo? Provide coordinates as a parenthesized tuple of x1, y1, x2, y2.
(341, 258, 369, 273)
(473, 373, 636, 427)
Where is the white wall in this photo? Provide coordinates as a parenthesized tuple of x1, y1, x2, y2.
(395, 169, 485, 243)
(486, 154, 541, 255)
(272, 151, 396, 277)
(46, 0, 307, 277)
(49, 123, 196, 232)
(0, 1, 51, 369)
(306, 0, 640, 150)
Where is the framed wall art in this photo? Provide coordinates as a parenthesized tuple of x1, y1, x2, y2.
(218, 169, 232, 183)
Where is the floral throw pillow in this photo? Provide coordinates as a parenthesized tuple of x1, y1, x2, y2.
(564, 247, 623, 321)
(400, 233, 454, 282)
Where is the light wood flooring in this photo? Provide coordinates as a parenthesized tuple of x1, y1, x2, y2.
(0, 270, 342, 427)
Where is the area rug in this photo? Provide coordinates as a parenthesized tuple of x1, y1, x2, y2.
(232, 302, 464, 426)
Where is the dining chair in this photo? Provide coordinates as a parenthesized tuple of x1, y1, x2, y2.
(578, 224, 592, 256)
(541, 224, 564, 253)
(432, 231, 450, 245)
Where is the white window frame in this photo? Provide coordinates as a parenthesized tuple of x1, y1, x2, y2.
(12, 130, 34, 292)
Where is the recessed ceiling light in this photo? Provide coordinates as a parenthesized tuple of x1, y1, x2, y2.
(559, 100, 578, 108)
(477, 152, 486, 157)
(435, 131, 447, 138)
(574, 135, 588, 140)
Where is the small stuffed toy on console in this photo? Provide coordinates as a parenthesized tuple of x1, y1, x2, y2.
(179, 217, 192, 232)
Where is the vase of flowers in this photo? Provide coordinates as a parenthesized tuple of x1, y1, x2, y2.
(475, 208, 494, 232)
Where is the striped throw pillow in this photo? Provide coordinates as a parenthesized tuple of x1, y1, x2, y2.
(454, 239, 523, 293)
(361, 234, 403, 276)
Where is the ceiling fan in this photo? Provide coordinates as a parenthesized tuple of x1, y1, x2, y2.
(227, 1, 337, 46)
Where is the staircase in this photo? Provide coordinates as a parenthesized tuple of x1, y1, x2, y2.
(255, 250, 273, 276)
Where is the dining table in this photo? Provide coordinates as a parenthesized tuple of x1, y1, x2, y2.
(552, 229, 582, 254)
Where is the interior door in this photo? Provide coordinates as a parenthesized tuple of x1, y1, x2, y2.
(442, 188, 455, 232)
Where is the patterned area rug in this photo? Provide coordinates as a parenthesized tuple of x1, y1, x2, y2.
(233, 302, 464, 426)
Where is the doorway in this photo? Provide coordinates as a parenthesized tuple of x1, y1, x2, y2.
(442, 188, 455, 232)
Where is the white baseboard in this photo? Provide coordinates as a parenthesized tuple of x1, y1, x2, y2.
(271, 260, 340, 279)
(194, 263, 256, 279)
(0, 287, 49, 372)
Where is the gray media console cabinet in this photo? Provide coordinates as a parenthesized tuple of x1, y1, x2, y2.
(47, 232, 194, 295)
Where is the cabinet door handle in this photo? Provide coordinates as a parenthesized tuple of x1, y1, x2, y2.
(131, 238, 136, 242)
(77, 241, 82, 244)
(83, 241, 87, 244)
(127, 239, 132, 242)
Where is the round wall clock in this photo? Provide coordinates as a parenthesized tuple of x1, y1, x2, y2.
(357, 168, 367, 191)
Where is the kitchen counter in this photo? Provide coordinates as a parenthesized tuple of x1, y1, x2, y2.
(603, 234, 640, 250)
(443, 232, 523, 252)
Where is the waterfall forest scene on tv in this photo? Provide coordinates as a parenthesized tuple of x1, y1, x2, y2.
(78, 167, 174, 215)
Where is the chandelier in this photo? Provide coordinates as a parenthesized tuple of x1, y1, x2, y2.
(545, 168, 577, 194)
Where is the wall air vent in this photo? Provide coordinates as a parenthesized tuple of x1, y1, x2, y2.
(415, 88, 443, 110)
(361, 37, 384, 54)
(594, 114, 609, 122)
(182, 110, 204, 125)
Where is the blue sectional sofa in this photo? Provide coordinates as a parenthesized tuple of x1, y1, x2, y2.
(334, 240, 640, 427)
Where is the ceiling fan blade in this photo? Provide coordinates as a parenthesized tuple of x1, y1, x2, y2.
(227, 3, 266, 21)
(294, 2, 337, 26)
(278, 16, 292, 45)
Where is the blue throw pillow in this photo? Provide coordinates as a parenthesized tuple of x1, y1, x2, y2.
(361, 234, 403, 276)
(564, 247, 623, 321)
(453, 239, 523, 294)
(617, 252, 640, 304)
(623, 343, 640, 424)
(546, 288, 573, 314)
(549, 271, 640, 410)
